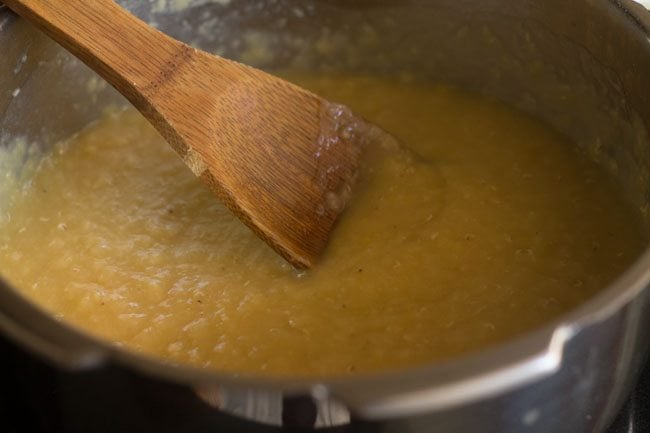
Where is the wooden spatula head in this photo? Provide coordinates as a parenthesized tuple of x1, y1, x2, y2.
(156, 56, 365, 268)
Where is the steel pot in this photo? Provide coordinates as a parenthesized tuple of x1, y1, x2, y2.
(1, 0, 650, 432)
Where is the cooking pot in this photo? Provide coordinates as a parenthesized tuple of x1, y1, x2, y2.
(1, 1, 650, 432)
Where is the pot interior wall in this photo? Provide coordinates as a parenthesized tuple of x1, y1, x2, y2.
(1, 0, 650, 227)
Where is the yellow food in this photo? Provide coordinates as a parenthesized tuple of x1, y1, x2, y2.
(0, 75, 644, 376)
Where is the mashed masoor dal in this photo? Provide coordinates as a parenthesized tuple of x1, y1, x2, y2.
(0, 75, 644, 376)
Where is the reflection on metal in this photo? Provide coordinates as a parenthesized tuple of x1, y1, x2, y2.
(195, 386, 350, 427)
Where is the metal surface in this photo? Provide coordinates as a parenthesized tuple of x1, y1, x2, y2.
(0, 0, 650, 432)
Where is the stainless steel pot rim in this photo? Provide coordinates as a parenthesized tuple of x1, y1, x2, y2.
(0, 0, 649, 420)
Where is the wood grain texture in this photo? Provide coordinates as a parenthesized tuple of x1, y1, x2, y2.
(4, 0, 365, 268)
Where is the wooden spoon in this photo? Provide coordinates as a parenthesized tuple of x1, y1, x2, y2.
(3, 0, 374, 268)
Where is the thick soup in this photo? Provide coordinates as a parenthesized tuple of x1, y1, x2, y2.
(0, 75, 644, 376)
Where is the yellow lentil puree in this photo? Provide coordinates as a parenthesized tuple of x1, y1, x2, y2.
(0, 75, 644, 376)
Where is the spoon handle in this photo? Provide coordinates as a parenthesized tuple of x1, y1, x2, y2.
(3, 0, 188, 108)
